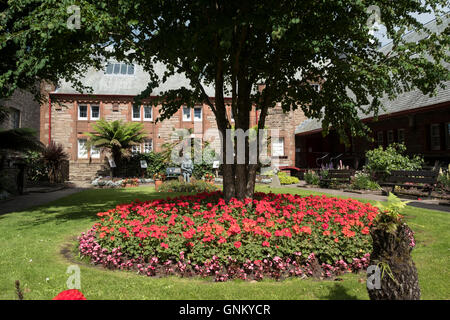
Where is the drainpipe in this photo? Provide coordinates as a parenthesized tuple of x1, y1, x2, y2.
(48, 94, 52, 145)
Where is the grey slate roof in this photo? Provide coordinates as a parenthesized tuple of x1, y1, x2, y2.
(296, 14, 450, 135)
(54, 61, 217, 97)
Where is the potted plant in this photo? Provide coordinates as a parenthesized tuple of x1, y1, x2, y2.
(153, 172, 165, 190)
(204, 172, 215, 184)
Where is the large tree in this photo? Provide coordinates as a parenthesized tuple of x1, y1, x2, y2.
(1, 0, 449, 200)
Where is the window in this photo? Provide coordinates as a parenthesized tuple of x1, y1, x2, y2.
(447, 123, 450, 150)
(183, 106, 191, 121)
(194, 107, 202, 121)
(377, 131, 384, 146)
(387, 130, 394, 145)
(311, 84, 321, 92)
(398, 129, 405, 144)
(132, 105, 141, 121)
(131, 145, 141, 154)
(430, 124, 441, 151)
(78, 139, 88, 159)
(12, 108, 20, 129)
(143, 139, 153, 153)
(143, 106, 152, 121)
(272, 137, 285, 157)
(78, 105, 88, 120)
(91, 105, 100, 120)
(105, 63, 135, 75)
(91, 146, 100, 159)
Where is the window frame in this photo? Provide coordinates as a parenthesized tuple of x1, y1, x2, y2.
(131, 144, 141, 154)
(398, 129, 406, 144)
(377, 131, 384, 146)
(387, 130, 394, 145)
(430, 124, 441, 151)
(143, 139, 153, 153)
(143, 105, 153, 121)
(90, 146, 101, 159)
(78, 105, 88, 120)
(193, 106, 202, 122)
(11, 108, 20, 129)
(77, 139, 88, 159)
(90, 105, 100, 120)
(182, 106, 191, 121)
(132, 105, 141, 121)
(272, 137, 285, 157)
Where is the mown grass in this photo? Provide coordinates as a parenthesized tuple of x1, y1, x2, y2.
(0, 185, 448, 300)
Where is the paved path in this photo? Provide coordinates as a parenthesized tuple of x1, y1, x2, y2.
(295, 184, 450, 213)
(0, 188, 85, 215)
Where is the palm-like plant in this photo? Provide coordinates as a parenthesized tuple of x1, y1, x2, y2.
(85, 119, 147, 175)
(42, 141, 69, 183)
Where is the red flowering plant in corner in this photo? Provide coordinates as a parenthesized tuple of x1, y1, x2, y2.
(78, 191, 379, 281)
(52, 289, 86, 300)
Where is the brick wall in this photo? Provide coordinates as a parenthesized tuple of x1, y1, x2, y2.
(40, 92, 307, 180)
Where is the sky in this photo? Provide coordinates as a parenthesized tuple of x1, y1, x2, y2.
(374, 8, 450, 46)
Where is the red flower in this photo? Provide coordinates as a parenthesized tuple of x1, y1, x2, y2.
(52, 289, 86, 300)
(234, 241, 242, 249)
(161, 242, 169, 249)
(262, 241, 270, 247)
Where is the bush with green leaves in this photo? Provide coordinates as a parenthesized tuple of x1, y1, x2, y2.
(351, 172, 381, 190)
(364, 143, 424, 178)
(277, 171, 300, 185)
(304, 170, 320, 186)
(437, 165, 450, 191)
(23, 151, 48, 182)
(157, 180, 218, 193)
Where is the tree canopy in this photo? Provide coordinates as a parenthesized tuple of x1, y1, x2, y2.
(1, 0, 449, 199)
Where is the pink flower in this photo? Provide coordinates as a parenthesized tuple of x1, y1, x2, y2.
(262, 241, 270, 247)
(234, 241, 242, 249)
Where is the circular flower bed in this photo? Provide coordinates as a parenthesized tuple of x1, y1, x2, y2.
(78, 191, 379, 281)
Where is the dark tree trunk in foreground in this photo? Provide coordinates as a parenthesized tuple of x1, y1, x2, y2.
(368, 223, 420, 300)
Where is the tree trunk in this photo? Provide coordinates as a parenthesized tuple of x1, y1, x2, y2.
(368, 223, 420, 300)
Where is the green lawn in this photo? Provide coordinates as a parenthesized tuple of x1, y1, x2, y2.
(0, 186, 448, 300)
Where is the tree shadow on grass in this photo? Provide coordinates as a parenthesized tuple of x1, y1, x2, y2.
(8, 188, 193, 229)
(318, 283, 361, 300)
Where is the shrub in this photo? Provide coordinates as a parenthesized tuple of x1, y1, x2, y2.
(277, 171, 300, 185)
(437, 165, 450, 191)
(304, 170, 320, 185)
(351, 172, 381, 190)
(364, 143, 424, 178)
(157, 180, 218, 193)
(42, 141, 69, 183)
(79, 192, 378, 281)
(23, 151, 48, 182)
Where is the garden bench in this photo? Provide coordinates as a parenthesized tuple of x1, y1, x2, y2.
(378, 170, 439, 197)
(320, 169, 356, 185)
(165, 167, 182, 179)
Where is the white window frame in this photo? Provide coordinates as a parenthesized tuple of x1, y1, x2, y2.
(131, 145, 141, 154)
(272, 137, 285, 157)
(143, 105, 153, 121)
(143, 139, 153, 153)
(430, 124, 441, 151)
(377, 131, 384, 146)
(194, 106, 202, 121)
(132, 105, 141, 121)
(78, 105, 88, 120)
(77, 139, 88, 159)
(182, 106, 191, 121)
(90, 105, 100, 120)
(311, 84, 321, 92)
(90, 146, 101, 159)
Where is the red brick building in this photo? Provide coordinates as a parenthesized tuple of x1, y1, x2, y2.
(295, 16, 450, 170)
(39, 62, 306, 181)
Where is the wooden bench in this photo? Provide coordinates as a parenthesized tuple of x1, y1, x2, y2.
(320, 169, 355, 186)
(379, 170, 439, 197)
(165, 167, 181, 179)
